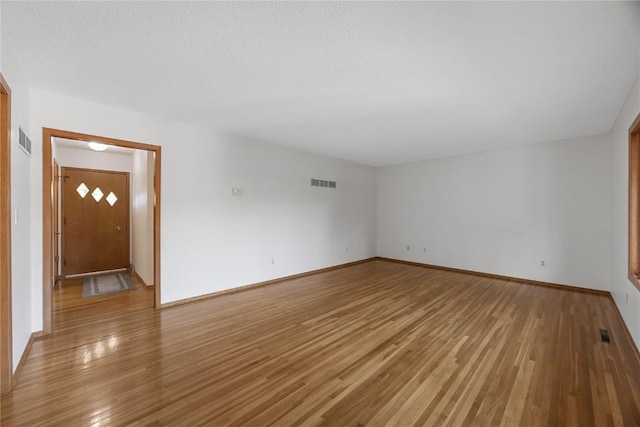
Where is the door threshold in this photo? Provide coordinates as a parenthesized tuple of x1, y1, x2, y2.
(65, 268, 128, 279)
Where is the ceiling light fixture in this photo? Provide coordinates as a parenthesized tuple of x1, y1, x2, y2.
(88, 142, 108, 152)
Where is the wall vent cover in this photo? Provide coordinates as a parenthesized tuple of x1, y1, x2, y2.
(311, 178, 337, 189)
(18, 127, 32, 157)
(599, 328, 612, 344)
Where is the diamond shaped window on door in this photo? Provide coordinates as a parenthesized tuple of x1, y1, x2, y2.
(92, 187, 104, 202)
(76, 183, 90, 199)
(106, 192, 118, 206)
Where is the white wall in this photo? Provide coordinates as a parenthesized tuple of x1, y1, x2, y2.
(608, 5, 640, 350)
(377, 135, 612, 291)
(131, 150, 154, 285)
(7, 80, 32, 371)
(1, 37, 44, 364)
(27, 88, 377, 322)
(611, 76, 640, 349)
(55, 145, 132, 173)
(2, 31, 36, 371)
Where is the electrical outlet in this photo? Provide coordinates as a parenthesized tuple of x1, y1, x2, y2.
(423, 248, 426, 253)
(406, 245, 411, 251)
(271, 259, 275, 265)
(540, 260, 546, 268)
(346, 247, 349, 252)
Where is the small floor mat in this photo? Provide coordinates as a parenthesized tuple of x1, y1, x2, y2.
(82, 273, 136, 298)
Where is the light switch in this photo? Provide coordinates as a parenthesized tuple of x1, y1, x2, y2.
(231, 188, 242, 196)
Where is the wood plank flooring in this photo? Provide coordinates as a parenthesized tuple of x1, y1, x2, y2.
(2, 260, 640, 426)
(52, 273, 154, 316)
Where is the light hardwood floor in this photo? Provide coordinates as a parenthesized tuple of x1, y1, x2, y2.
(2, 260, 640, 426)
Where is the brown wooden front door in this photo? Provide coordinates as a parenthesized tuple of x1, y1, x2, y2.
(62, 167, 129, 276)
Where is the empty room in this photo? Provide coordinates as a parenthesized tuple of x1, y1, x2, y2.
(1, 1, 640, 425)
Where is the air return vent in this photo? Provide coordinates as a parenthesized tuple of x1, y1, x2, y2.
(18, 127, 31, 157)
(311, 178, 337, 189)
(599, 328, 612, 344)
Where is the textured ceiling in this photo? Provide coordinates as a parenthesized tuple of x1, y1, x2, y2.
(2, 1, 639, 166)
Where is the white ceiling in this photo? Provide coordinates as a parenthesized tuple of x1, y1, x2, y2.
(3, 2, 639, 166)
(53, 137, 136, 156)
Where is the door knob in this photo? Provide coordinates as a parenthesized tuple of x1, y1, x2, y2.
(115, 226, 122, 231)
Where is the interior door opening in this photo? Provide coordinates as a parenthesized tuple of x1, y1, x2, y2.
(43, 129, 161, 334)
(0, 73, 13, 393)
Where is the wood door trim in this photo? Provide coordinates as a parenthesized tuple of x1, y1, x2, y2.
(43, 128, 161, 334)
(628, 113, 640, 291)
(61, 167, 131, 277)
(59, 166, 67, 278)
(53, 160, 60, 282)
(0, 73, 13, 394)
(62, 166, 133, 176)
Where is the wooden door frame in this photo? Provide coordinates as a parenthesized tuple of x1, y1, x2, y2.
(43, 128, 161, 334)
(629, 112, 640, 290)
(53, 159, 60, 283)
(0, 74, 13, 393)
(61, 167, 131, 278)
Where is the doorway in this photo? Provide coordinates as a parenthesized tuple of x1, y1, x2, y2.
(43, 129, 161, 334)
(0, 73, 13, 393)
